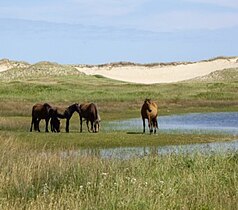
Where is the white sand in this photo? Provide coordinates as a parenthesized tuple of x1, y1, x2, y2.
(0, 64, 12, 72)
(75, 57, 238, 84)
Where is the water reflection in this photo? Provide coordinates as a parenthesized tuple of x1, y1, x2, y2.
(61, 140, 238, 159)
(105, 112, 238, 135)
(61, 112, 238, 159)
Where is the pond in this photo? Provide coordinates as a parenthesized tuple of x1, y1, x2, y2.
(68, 140, 238, 159)
(104, 112, 238, 135)
(61, 112, 238, 159)
(75, 112, 238, 159)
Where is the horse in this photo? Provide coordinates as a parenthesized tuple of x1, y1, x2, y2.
(54, 103, 80, 133)
(78, 103, 100, 133)
(141, 99, 158, 134)
(50, 116, 61, 133)
(30, 103, 59, 132)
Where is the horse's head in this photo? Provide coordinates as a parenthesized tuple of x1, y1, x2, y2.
(73, 103, 80, 114)
(93, 114, 101, 133)
(93, 120, 100, 133)
(51, 117, 60, 133)
(144, 98, 152, 112)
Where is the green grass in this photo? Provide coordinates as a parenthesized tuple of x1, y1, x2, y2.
(0, 73, 238, 118)
(0, 64, 238, 209)
(0, 136, 237, 209)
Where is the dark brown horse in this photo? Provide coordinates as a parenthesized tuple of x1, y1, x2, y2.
(50, 117, 61, 133)
(30, 103, 58, 132)
(54, 103, 80, 133)
(141, 99, 158, 134)
(78, 103, 100, 133)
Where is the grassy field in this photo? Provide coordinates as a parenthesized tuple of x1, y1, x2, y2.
(0, 64, 238, 209)
(0, 136, 237, 209)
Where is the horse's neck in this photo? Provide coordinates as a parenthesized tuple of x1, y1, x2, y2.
(66, 105, 77, 116)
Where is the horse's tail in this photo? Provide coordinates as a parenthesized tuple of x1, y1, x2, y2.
(94, 104, 100, 122)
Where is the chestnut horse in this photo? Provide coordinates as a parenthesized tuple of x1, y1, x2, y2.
(78, 103, 100, 133)
(30, 103, 59, 132)
(141, 99, 158, 134)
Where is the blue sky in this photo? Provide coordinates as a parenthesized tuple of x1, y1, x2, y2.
(0, 0, 238, 64)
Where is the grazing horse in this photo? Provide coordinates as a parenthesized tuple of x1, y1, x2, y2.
(78, 103, 100, 133)
(141, 99, 158, 134)
(30, 103, 56, 132)
(50, 117, 61, 133)
(54, 103, 80, 133)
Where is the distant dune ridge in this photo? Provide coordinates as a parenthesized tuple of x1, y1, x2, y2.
(1, 56, 238, 83)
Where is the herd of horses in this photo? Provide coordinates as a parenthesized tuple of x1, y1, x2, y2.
(30, 99, 158, 134)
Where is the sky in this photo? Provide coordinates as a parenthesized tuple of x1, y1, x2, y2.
(0, 0, 238, 64)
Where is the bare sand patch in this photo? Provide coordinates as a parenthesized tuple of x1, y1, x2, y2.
(75, 57, 238, 84)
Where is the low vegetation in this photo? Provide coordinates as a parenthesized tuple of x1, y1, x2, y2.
(0, 60, 238, 209)
(0, 137, 237, 209)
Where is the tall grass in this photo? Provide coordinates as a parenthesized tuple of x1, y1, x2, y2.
(0, 137, 237, 209)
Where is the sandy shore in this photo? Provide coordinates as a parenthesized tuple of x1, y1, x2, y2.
(75, 57, 238, 84)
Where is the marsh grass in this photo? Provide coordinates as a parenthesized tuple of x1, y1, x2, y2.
(1, 65, 238, 209)
(0, 137, 237, 209)
(0, 73, 238, 118)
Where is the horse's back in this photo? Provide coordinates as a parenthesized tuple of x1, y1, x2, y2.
(80, 103, 99, 120)
(32, 103, 51, 119)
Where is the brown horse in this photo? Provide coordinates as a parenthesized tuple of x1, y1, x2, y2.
(141, 99, 158, 134)
(78, 103, 100, 133)
(50, 117, 61, 133)
(54, 103, 80, 133)
(30, 103, 59, 132)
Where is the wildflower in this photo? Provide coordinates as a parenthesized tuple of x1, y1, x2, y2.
(159, 180, 164, 185)
(101, 172, 108, 177)
(42, 183, 49, 196)
(131, 178, 137, 184)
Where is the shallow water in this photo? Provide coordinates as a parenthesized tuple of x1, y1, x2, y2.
(105, 112, 238, 135)
(63, 140, 238, 159)
(62, 112, 238, 159)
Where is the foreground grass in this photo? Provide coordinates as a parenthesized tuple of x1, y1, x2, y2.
(0, 137, 237, 210)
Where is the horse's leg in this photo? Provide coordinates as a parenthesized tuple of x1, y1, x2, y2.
(153, 121, 156, 134)
(142, 118, 145, 133)
(36, 119, 41, 132)
(30, 117, 34, 132)
(45, 118, 49, 132)
(86, 120, 91, 132)
(80, 116, 83, 132)
(66, 118, 70, 133)
(50, 118, 54, 132)
(147, 116, 153, 134)
(154, 118, 158, 134)
(149, 119, 153, 134)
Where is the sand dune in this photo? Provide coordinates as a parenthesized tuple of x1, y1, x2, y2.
(74, 57, 238, 84)
(1, 57, 238, 83)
